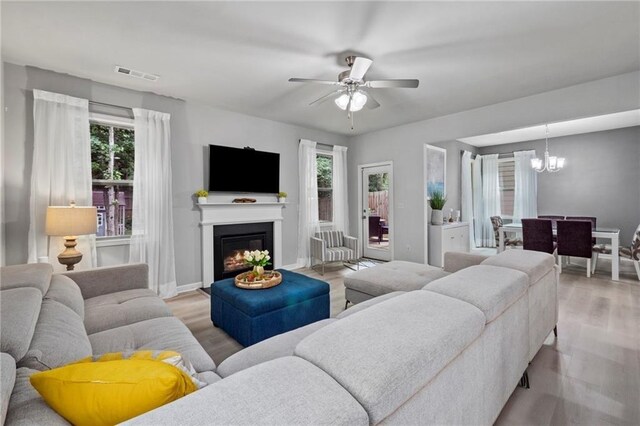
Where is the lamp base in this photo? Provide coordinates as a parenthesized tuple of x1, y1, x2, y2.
(57, 236, 83, 271)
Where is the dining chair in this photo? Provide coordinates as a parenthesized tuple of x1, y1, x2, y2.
(565, 216, 596, 244)
(490, 216, 522, 248)
(556, 220, 594, 277)
(522, 219, 556, 254)
(538, 215, 565, 228)
(592, 223, 640, 280)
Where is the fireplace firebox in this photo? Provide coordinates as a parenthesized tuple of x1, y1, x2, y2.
(213, 222, 274, 280)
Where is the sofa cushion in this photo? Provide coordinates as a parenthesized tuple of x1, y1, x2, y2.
(0, 263, 52, 295)
(19, 300, 92, 371)
(217, 319, 336, 378)
(44, 275, 84, 319)
(423, 265, 528, 323)
(481, 249, 555, 285)
(294, 291, 485, 424)
(1, 353, 16, 425)
(0, 288, 42, 361)
(83, 289, 172, 334)
(123, 357, 369, 426)
(88, 317, 216, 373)
(343, 260, 449, 297)
(5, 367, 68, 425)
(196, 371, 222, 385)
(337, 291, 406, 319)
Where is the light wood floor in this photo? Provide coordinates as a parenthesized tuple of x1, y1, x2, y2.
(166, 259, 640, 425)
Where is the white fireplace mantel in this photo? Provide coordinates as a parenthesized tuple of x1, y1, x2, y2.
(198, 202, 285, 287)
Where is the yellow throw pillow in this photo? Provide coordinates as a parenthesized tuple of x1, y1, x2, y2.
(30, 351, 204, 426)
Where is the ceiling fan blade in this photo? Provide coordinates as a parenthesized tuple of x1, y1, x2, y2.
(309, 90, 343, 106)
(362, 91, 380, 109)
(349, 57, 373, 81)
(366, 79, 419, 88)
(289, 78, 340, 85)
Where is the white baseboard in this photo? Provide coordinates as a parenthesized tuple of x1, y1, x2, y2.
(177, 281, 203, 293)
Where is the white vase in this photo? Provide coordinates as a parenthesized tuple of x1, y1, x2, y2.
(253, 265, 264, 276)
(197, 196, 207, 204)
(278, 197, 286, 203)
(431, 209, 444, 225)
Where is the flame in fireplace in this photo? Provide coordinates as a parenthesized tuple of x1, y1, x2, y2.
(224, 250, 249, 272)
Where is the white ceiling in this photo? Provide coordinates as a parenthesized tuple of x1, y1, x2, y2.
(2, 1, 639, 136)
(458, 109, 640, 147)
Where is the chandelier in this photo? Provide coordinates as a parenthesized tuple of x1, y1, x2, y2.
(531, 125, 565, 173)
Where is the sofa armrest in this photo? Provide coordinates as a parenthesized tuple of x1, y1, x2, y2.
(61, 263, 149, 300)
(443, 252, 489, 273)
(343, 236, 359, 258)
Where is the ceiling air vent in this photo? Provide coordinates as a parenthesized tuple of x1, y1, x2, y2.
(114, 66, 159, 82)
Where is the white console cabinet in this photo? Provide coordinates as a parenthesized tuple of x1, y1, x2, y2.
(428, 222, 470, 267)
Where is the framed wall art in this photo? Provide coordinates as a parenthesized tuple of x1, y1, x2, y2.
(424, 144, 446, 199)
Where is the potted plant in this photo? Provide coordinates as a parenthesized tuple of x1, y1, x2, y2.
(194, 189, 208, 204)
(429, 191, 446, 225)
(277, 191, 287, 203)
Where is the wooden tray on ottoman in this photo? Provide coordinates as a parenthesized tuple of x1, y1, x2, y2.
(235, 271, 282, 289)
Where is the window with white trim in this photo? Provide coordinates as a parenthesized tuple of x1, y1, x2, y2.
(316, 152, 333, 223)
(498, 158, 515, 218)
(90, 115, 135, 238)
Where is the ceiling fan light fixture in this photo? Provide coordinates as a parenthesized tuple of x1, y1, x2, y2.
(351, 91, 367, 110)
(334, 93, 350, 110)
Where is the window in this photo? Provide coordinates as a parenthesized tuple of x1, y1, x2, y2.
(316, 153, 333, 222)
(90, 117, 134, 237)
(498, 158, 515, 217)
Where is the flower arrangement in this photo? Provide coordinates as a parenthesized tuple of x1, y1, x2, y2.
(244, 250, 271, 267)
(244, 249, 271, 278)
(194, 189, 208, 198)
(277, 191, 287, 198)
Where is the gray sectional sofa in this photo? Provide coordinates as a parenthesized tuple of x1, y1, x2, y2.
(0, 263, 219, 425)
(128, 249, 558, 425)
(1, 249, 558, 425)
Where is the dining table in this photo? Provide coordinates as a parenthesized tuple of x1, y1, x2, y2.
(498, 223, 621, 281)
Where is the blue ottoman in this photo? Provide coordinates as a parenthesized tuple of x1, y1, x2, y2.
(210, 269, 330, 347)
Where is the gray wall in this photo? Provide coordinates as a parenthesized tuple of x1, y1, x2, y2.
(348, 71, 640, 263)
(2, 63, 348, 286)
(478, 127, 640, 241)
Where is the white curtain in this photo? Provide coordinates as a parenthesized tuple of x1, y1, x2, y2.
(472, 155, 485, 247)
(460, 151, 475, 248)
(332, 145, 349, 234)
(297, 139, 320, 267)
(28, 90, 96, 270)
(513, 150, 538, 223)
(129, 108, 177, 298)
(481, 154, 501, 247)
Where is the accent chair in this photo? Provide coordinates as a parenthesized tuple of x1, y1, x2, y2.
(310, 230, 359, 275)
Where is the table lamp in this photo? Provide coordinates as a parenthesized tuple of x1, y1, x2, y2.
(46, 202, 97, 271)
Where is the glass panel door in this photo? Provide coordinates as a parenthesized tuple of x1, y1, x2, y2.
(362, 165, 392, 261)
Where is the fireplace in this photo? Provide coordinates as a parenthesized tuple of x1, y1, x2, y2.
(213, 222, 274, 280)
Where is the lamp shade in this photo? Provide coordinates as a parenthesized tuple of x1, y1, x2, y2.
(46, 206, 97, 236)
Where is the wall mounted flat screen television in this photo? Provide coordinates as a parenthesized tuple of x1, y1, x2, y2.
(209, 145, 280, 193)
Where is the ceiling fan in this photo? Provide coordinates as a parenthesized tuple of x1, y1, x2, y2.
(289, 55, 419, 130)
